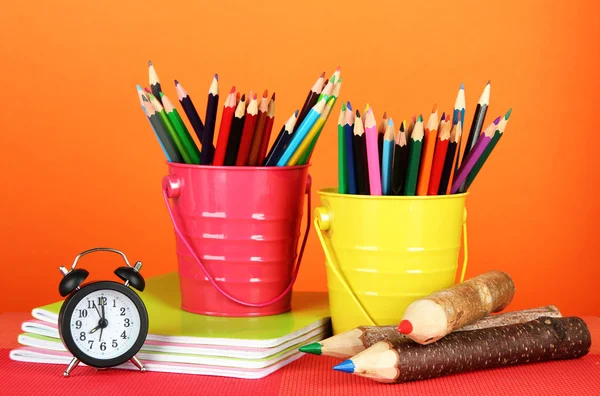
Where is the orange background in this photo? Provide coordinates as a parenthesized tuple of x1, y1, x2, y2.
(1, 1, 598, 315)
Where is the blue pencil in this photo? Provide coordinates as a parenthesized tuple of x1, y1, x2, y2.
(136, 85, 171, 161)
(381, 118, 395, 195)
(276, 97, 327, 166)
(344, 102, 357, 194)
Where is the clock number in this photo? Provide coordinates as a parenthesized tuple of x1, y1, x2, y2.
(75, 320, 82, 329)
(120, 307, 126, 316)
(79, 332, 86, 341)
(124, 318, 131, 327)
(113, 299, 117, 308)
(87, 300, 96, 309)
(121, 331, 127, 339)
(88, 340, 94, 349)
(98, 297, 107, 306)
(78, 309, 88, 318)
(112, 339, 118, 348)
(100, 342, 106, 351)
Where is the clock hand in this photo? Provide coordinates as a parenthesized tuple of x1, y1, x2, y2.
(99, 325, 103, 342)
(89, 324, 101, 334)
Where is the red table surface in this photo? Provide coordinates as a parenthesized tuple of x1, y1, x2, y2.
(1, 312, 599, 396)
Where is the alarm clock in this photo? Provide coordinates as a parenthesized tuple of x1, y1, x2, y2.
(57, 248, 149, 377)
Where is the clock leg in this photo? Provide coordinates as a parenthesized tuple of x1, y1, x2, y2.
(130, 355, 146, 372)
(63, 357, 80, 377)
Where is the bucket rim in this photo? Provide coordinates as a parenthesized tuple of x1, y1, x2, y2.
(316, 186, 468, 200)
(166, 162, 311, 171)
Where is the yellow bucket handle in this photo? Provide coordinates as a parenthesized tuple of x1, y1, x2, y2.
(313, 206, 469, 327)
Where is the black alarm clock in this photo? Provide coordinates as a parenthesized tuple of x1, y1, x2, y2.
(57, 248, 149, 377)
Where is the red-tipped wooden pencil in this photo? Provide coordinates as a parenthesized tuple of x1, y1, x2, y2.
(428, 113, 451, 195)
(213, 85, 237, 166)
(247, 90, 269, 166)
(257, 93, 276, 164)
(236, 94, 259, 165)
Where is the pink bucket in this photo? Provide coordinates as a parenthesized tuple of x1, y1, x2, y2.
(162, 163, 311, 317)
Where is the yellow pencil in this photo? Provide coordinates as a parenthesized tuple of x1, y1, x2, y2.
(288, 96, 336, 165)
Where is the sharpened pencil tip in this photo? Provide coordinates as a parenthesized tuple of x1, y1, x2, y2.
(355, 110, 360, 117)
(460, 82, 464, 90)
(494, 116, 502, 124)
(230, 85, 236, 94)
(432, 104, 438, 113)
(412, 115, 417, 123)
(334, 360, 355, 374)
(336, 65, 341, 71)
(320, 71, 326, 78)
(399, 320, 413, 334)
(262, 89, 268, 98)
(294, 109, 299, 116)
(388, 118, 393, 126)
(144, 87, 152, 94)
(136, 84, 143, 91)
(418, 115, 423, 122)
(214, 74, 218, 81)
(441, 112, 446, 120)
(299, 342, 322, 355)
(383, 111, 387, 119)
(271, 92, 276, 100)
(240, 94, 246, 101)
(148, 60, 153, 66)
(487, 80, 491, 85)
(505, 108, 512, 120)
(174, 79, 179, 85)
(253, 93, 258, 100)
(342, 102, 346, 111)
(401, 121, 406, 132)
(346, 101, 352, 111)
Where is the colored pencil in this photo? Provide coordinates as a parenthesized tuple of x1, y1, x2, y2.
(438, 120, 461, 194)
(200, 74, 219, 165)
(175, 80, 205, 146)
(428, 113, 451, 195)
(263, 109, 299, 166)
(148, 61, 162, 104)
(318, 75, 336, 101)
(416, 104, 439, 195)
(296, 72, 325, 132)
(140, 92, 183, 163)
(453, 82, 467, 169)
(344, 102, 357, 194)
(236, 91, 241, 104)
(160, 92, 201, 164)
(445, 120, 463, 194)
(235, 93, 259, 166)
(332, 65, 341, 83)
(297, 77, 342, 164)
(212, 86, 237, 166)
(224, 95, 246, 166)
(353, 110, 370, 195)
(458, 81, 491, 191)
(247, 90, 270, 166)
(338, 103, 348, 193)
(406, 115, 416, 139)
(147, 92, 188, 163)
(391, 121, 409, 195)
(464, 108, 512, 191)
(404, 115, 424, 195)
(377, 112, 388, 166)
(451, 115, 502, 193)
(289, 96, 335, 165)
(257, 93, 276, 164)
(364, 108, 382, 195)
(275, 97, 327, 166)
(381, 118, 395, 195)
(136, 86, 170, 161)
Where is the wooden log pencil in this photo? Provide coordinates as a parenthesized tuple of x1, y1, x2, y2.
(262, 110, 298, 166)
(399, 270, 515, 344)
(437, 120, 461, 195)
(148, 60, 162, 104)
(391, 121, 409, 195)
(403, 115, 424, 195)
(377, 111, 388, 167)
(427, 113, 450, 195)
(300, 305, 562, 359)
(212, 86, 237, 166)
(337, 103, 348, 193)
(296, 72, 325, 132)
(334, 317, 591, 384)
(175, 80, 205, 146)
(236, 93, 258, 165)
(451, 115, 504, 193)
(416, 105, 439, 195)
(200, 74, 219, 165)
(463, 108, 512, 191)
(160, 92, 201, 164)
(257, 93, 276, 164)
(353, 110, 370, 195)
(247, 90, 270, 166)
(344, 102, 357, 194)
(364, 108, 382, 195)
(223, 95, 246, 166)
(381, 118, 395, 195)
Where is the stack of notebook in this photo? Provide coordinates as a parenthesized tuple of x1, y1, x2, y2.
(10, 272, 331, 379)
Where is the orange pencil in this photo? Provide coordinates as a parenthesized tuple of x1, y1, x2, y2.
(212, 86, 237, 166)
(417, 104, 439, 195)
(257, 93, 276, 164)
(247, 90, 269, 166)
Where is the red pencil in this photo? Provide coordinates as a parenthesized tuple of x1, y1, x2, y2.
(247, 90, 269, 166)
(213, 86, 237, 166)
(427, 113, 451, 195)
(235, 93, 259, 166)
(257, 93, 276, 164)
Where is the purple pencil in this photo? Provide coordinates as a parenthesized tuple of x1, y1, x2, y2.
(364, 107, 382, 195)
(450, 116, 502, 193)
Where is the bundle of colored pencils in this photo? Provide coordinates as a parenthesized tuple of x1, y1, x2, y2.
(337, 82, 512, 195)
(137, 61, 341, 167)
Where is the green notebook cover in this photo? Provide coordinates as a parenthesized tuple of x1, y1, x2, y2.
(32, 272, 330, 348)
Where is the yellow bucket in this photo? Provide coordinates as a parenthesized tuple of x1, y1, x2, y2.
(314, 188, 468, 334)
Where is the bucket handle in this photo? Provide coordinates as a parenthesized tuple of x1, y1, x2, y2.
(313, 205, 469, 326)
(161, 174, 312, 308)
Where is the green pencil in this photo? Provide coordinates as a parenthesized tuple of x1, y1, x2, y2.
(160, 92, 201, 164)
(338, 102, 348, 193)
(147, 92, 189, 164)
(404, 115, 424, 195)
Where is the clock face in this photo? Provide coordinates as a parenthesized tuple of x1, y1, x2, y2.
(69, 289, 141, 360)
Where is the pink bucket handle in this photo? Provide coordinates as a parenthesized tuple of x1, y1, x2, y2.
(162, 173, 312, 308)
